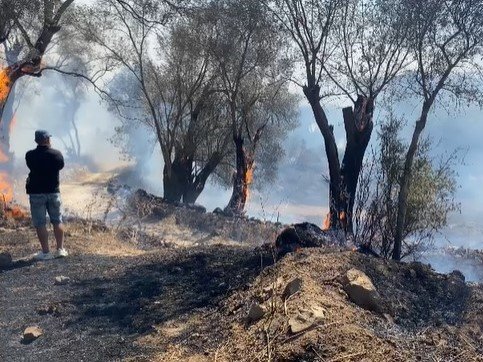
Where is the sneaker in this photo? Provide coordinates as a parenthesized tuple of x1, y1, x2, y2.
(33, 251, 55, 261)
(55, 248, 68, 258)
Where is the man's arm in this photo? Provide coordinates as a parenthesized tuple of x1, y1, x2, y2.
(56, 151, 65, 170)
(25, 151, 32, 170)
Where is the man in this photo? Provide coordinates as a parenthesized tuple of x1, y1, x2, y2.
(26, 130, 68, 260)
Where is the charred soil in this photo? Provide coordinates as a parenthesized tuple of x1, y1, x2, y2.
(1, 208, 482, 362)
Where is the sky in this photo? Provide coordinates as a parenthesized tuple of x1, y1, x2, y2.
(6, 69, 483, 253)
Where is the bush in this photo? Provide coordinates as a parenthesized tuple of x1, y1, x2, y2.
(354, 114, 460, 259)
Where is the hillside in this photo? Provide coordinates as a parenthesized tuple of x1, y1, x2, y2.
(1, 198, 482, 362)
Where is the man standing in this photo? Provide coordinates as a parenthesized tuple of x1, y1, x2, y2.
(26, 130, 68, 260)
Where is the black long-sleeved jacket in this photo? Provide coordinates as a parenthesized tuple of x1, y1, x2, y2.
(25, 145, 64, 194)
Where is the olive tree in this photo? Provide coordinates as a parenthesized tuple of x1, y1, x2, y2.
(393, 0, 483, 260)
(354, 114, 460, 259)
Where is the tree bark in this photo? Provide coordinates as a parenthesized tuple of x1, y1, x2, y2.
(182, 152, 222, 204)
(0, 83, 15, 153)
(225, 135, 253, 215)
(303, 83, 343, 229)
(392, 105, 429, 260)
(303, 85, 374, 233)
(341, 95, 374, 234)
(163, 156, 192, 203)
(0, 20, 66, 123)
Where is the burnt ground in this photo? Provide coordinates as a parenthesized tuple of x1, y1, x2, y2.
(0, 224, 274, 362)
(1, 216, 482, 362)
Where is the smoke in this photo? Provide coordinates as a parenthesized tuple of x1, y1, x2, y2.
(9, 72, 127, 197)
(419, 251, 483, 283)
(4, 72, 482, 272)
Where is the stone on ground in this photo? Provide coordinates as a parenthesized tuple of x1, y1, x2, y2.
(22, 326, 43, 343)
(340, 268, 380, 312)
(282, 278, 303, 300)
(289, 305, 326, 334)
(247, 301, 266, 322)
(54, 276, 71, 285)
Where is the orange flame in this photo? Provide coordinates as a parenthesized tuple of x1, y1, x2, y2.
(322, 211, 347, 231)
(0, 172, 13, 203)
(0, 68, 12, 104)
(0, 111, 16, 205)
(243, 162, 254, 202)
(322, 212, 331, 230)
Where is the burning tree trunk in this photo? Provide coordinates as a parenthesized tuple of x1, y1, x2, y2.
(0, 87, 15, 203)
(224, 135, 255, 215)
(0, 0, 74, 124)
(340, 95, 374, 234)
(303, 84, 344, 230)
(305, 84, 374, 234)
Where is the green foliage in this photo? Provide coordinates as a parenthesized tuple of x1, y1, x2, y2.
(354, 113, 460, 259)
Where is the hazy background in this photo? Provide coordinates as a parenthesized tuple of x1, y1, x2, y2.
(8, 71, 483, 254)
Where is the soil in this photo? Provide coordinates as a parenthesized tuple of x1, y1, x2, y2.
(1, 185, 482, 361)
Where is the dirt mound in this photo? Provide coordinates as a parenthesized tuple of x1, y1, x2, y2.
(145, 248, 482, 362)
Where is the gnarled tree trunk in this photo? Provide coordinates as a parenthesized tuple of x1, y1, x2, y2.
(225, 135, 253, 215)
(163, 156, 192, 203)
(340, 95, 374, 234)
(304, 84, 374, 234)
(182, 152, 222, 204)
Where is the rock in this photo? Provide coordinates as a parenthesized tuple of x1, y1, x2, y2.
(289, 305, 326, 334)
(0, 252, 12, 268)
(22, 326, 42, 343)
(275, 223, 333, 257)
(340, 269, 380, 312)
(282, 278, 303, 300)
(247, 302, 266, 322)
(54, 276, 70, 285)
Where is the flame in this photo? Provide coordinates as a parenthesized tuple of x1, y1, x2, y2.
(0, 172, 13, 203)
(0, 67, 12, 104)
(322, 211, 347, 230)
(322, 212, 331, 230)
(243, 162, 254, 202)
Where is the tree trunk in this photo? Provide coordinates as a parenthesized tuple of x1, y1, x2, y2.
(341, 95, 374, 234)
(163, 156, 192, 203)
(303, 85, 374, 234)
(182, 152, 222, 204)
(225, 135, 253, 215)
(0, 83, 15, 153)
(303, 84, 343, 229)
(392, 107, 429, 260)
(0, 21, 65, 125)
(0, 66, 21, 123)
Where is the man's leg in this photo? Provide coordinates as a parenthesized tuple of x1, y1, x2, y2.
(53, 223, 64, 250)
(47, 193, 66, 254)
(36, 226, 50, 253)
(29, 194, 48, 253)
